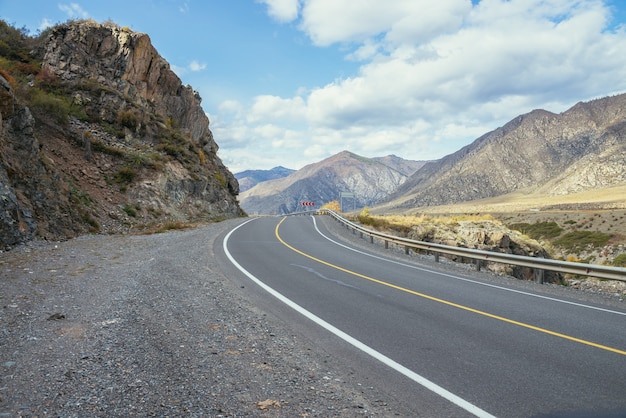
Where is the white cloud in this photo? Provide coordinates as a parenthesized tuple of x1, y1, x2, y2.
(38, 18, 54, 31)
(258, 0, 300, 23)
(299, 0, 470, 47)
(171, 60, 207, 76)
(219, 0, 626, 173)
(218, 100, 245, 116)
(189, 60, 207, 72)
(248, 95, 307, 124)
(58, 3, 89, 19)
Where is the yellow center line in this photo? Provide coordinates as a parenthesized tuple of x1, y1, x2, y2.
(276, 217, 626, 356)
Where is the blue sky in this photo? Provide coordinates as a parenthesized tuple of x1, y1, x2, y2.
(2, 1, 626, 173)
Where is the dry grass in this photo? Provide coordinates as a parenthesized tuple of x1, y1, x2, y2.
(394, 185, 626, 215)
(374, 184, 626, 240)
(363, 213, 497, 228)
(369, 185, 626, 266)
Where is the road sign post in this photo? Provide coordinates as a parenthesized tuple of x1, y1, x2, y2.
(340, 192, 355, 213)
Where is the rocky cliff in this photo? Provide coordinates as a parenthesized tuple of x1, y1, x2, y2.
(386, 94, 626, 209)
(0, 20, 242, 248)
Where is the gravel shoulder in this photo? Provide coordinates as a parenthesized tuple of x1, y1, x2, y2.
(0, 218, 413, 417)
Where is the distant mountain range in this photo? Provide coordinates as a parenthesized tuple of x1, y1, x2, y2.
(238, 92, 626, 215)
(235, 166, 295, 192)
(385, 93, 626, 210)
(238, 151, 424, 214)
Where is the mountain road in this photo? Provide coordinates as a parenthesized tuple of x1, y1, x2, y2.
(220, 215, 626, 417)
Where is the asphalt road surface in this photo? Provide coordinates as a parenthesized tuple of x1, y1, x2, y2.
(219, 215, 626, 417)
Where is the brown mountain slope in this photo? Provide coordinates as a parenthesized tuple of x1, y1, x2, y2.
(239, 151, 421, 214)
(384, 93, 626, 210)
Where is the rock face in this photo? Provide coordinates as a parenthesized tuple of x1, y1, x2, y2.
(40, 22, 211, 144)
(0, 75, 83, 246)
(0, 78, 35, 246)
(0, 21, 242, 248)
(387, 94, 626, 209)
(407, 219, 556, 281)
(239, 151, 421, 215)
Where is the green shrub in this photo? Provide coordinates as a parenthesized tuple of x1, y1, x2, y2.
(614, 254, 626, 267)
(122, 204, 137, 217)
(91, 139, 125, 157)
(508, 221, 563, 240)
(28, 88, 71, 124)
(117, 109, 140, 129)
(70, 187, 93, 207)
(0, 21, 32, 63)
(156, 142, 184, 158)
(114, 166, 137, 185)
(553, 231, 611, 252)
(214, 172, 227, 188)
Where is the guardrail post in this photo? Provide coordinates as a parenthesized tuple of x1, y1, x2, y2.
(370, 236, 374, 244)
(475, 259, 482, 271)
(360, 231, 363, 238)
(434, 252, 440, 262)
(385, 240, 389, 249)
(535, 268, 544, 284)
(405, 246, 410, 255)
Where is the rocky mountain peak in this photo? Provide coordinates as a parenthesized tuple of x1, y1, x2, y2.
(39, 20, 211, 145)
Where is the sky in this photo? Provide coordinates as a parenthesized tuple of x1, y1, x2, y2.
(2, 0, 626, 173)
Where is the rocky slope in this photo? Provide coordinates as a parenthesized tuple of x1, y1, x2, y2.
(386, 93, 626, 209)
(372, 154, 426, 177)
(239, 151, 421, 215)
(0, 20, 242, 248)
(235, 166, 295, 192)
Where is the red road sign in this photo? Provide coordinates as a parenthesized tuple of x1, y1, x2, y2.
(301, 201, 315, 206)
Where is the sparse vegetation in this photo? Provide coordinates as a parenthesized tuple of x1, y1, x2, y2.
(508, 221, 563, 240)
(214, 173, 227, 188)
(114, 166, 138, 189)
(553, 231, 612, 252)
(116, 108, 141, 129)
(27, 88, 72, 125)
(613, 254, 626, 267)
(70, 186, 93, 208)
(357, 210, 496, 233)
(83, 214, 101, 233)
(154, 221, 189, 233)
(197, 149, 206, 164)
(68, 185, 100, 233)
(122, 204, 139, 217)
(321, 200, 341, 213)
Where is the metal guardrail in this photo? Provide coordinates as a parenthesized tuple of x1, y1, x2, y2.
(315, 209, 626, 283)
